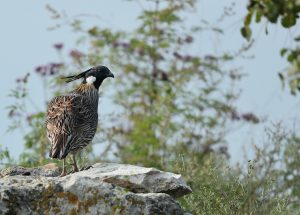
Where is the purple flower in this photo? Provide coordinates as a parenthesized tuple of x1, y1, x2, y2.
(138, 47, 145, 56)
(230, 110, 240, 120)
(185, 36, 193, 43)
(219, 146, 228, 154)
(205, 55, 217, 61)
(161, 72, 169, 81)
(35, 65, 47, 76)
(35, 66, 43, 73)
(49, 63, 63, 75)
(120, 42, 129, 49)
(26, 115, 33, 123)
(53, 43, 64, 50)
(173, 52, 182, 59)
(8, 109, 16, 118)
(112, 41, 120, 48)
(158, 54, 165, 61)
(177, 37, 183, 45)
(70, 49, 84, 60)
(241, 113, 259, 123)
(35, 63, 63, 77)
(112, 41, 129, 49)
(182, 55, 192, 62)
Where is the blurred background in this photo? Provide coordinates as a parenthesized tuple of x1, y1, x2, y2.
(1, 0, 300, 214)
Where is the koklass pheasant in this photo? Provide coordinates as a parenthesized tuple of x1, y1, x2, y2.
(46, 66, 114, 176)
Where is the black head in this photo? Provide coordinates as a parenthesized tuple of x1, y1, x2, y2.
(63, 65, 114, 89)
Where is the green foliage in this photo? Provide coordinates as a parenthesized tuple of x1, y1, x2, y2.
(283, 133, 300, 211)
(6, 72, 48, 166)
(243, 0, 300, 94)
(71, 0, 255, 169)
(243, 0, 300, 32)
(178, 157, 291, 214)
(0, 145, 11, 167)
(279, 47, 300, 95)
(24, 112, 48, 159)
(176, 124, 294, 214)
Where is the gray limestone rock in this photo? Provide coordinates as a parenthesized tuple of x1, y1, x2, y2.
(0, 163, 192, 215)
(0, 163, 60, 177)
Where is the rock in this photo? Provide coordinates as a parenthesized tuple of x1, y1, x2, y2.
(77, 163, 192, 198)
(0, 163, 192, 215)
(0, 163, 60, 177)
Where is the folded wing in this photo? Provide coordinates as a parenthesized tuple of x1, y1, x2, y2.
(46, 94, 97, 159)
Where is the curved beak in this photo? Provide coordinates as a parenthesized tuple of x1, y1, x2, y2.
(108, 71, 114, 78)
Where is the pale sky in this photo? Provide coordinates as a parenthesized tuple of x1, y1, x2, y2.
(1, 0, 299, 164)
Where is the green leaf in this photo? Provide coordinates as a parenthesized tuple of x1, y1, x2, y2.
(265, 26, 269, 35)
(212, 27, 223, 34)
(244, 12, 253, 26)
(290, 79, 298, 95)
(266, 3, 280, 23)
(281, 14, 297, 28)
(280, 48, 288, 57)
(278, 73, 284, 80)
(294, 35, 300, 41)
(88, 27, 99, 36)
(287, 53, 294, 62)
(241, 26, 252, 41)
(278, 73, 285, 90)
(255, 9, 263, 23)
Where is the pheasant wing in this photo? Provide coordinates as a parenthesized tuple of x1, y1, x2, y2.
(46, 94, 85, 159)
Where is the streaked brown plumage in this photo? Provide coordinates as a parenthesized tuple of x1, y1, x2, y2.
(46, 66, 114, 176)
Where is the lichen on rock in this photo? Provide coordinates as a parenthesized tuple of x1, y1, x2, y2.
(0, 163, 192, 215)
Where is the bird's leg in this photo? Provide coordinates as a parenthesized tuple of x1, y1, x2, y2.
(72, 153, 79, 172)
(60, 158, 67, 177)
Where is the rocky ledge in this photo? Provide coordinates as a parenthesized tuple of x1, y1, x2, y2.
(0, 163, 192, 215)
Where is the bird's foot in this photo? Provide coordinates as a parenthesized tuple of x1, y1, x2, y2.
(80, 165, 93, 171)
(59, 171, 67, 177)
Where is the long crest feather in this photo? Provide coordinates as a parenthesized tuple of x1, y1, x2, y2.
(61, 68, 91, 83)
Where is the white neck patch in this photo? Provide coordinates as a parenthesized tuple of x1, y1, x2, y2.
(86, 76, 96, 84)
